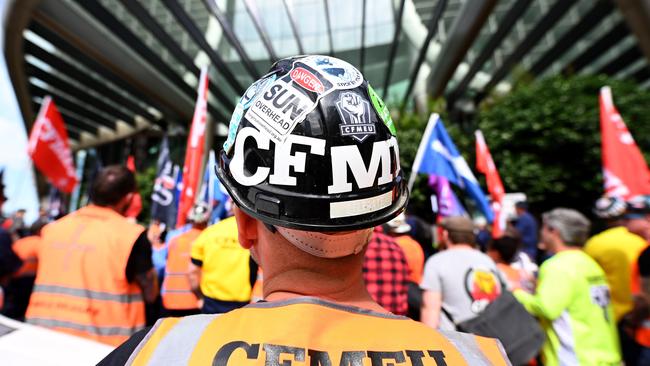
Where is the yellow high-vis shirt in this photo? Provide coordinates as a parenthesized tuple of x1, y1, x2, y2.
(190, 216, 252, 302)
(585, 226, 647, 321)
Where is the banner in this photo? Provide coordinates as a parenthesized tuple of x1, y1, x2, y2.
(177, 67, 209, 227)
(27, 96, 77, 193)
(151, 137, 179, 227)
(428, 175, 466, 217)
(600, 86, 650, 199)
(409, 114, 494, 222)
(475, 130, 506, 237)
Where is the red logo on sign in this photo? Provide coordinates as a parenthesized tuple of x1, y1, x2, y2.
(290, 67, 324, 93)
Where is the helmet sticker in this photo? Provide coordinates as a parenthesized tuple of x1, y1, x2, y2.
(335, 92, 376, 142)
(301, 55, 363, 90)
(368, 84, 396, 136)
(240, 73, 277, 110)
(223, 74, 277, 154)
(244, 77, 316, 144)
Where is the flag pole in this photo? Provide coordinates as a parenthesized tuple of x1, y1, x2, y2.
(407, 113, 438, 192)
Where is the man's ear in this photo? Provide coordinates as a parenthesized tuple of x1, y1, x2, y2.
(233, 206, 258, 249)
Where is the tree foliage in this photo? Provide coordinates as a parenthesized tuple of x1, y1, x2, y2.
(477, 74, 650, 215)
(394, 74, 650, 220)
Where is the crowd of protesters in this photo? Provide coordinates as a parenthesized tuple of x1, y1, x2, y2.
(3, 163, 650, 365)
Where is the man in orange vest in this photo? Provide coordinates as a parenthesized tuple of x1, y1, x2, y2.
(98, 56, 508, 365)
(160, 203, 209, 316)
(25, 165, 158, 346)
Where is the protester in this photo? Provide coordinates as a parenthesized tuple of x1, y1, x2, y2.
(384, 213, 425, 284)
(513, 201, 539, 262)
(585, 196, 647, 365)
(188, 214, 257, 314)
(25, 165, 158, 346)
(635, 241, 650, 365)
(421, 216, 505, 330)
(1, 220, 44, 320)
(514, 208, 621, 366)
(404, 210, 436, 259)
(0, 181, 21, 313)
(487, 228, 536, 293)
(160, 203, 208, 316)
(98, 55, 508, 365)
(363, 228, 409, 316)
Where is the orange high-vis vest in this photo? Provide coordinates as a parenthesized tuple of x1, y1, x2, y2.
(25, 205, 146, 346)
(161, 228, 202, 310)
(393, 235, 424, 283)
(12, 235, 39, 277)
(125, 298, 510, 366)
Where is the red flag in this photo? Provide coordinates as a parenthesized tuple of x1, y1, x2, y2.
(177, 67, 209, 227)
(600, 86, 650, 199)
(27, 96, 77, 193)
(475, 130, 506, 238)
(125, 155, 142, 218)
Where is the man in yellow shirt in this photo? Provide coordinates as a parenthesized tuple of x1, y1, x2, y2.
(188, 215, 257, 314)
(585, 196, 648, 365)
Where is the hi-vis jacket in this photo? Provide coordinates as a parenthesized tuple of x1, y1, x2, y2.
(161, 228, 201, 310)
(125, 297, 510, 365)
(25, 205, 146, 346)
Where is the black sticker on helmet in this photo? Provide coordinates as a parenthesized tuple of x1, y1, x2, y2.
(335, 92, 376, 142)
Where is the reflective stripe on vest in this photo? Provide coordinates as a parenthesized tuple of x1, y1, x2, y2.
(439, 330, 494, 365)
(127, 298, 510, 366)
(27, 317, 138, 336)
(32, 284, 144, 304)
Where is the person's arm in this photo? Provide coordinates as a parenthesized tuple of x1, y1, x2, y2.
(188, 260, 203, 300)
(513, 261, 573, 320)
(126, 232, 159, 304)
(135, 268, 158, 304)
(421, 290, 442, 329)
(189, 232, 206, 301)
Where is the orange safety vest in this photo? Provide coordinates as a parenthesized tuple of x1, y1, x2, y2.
(12, 235, 39, 277)
(393, 235, 424, 283)
(161, 228, 202, 310)
(126, 297, 509, 365)
(25, 205, 146, 346)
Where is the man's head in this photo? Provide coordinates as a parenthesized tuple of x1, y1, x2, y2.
(187, 202, 211, 229)
(216, 55, 407, 267)
(623, 195, 650, 240)
(90, 165, 136, 214)
(515, 201, 528, 216)
(541, 208, 590, 253)
(487, 229, 521, 264)
(438, 216, 476, 249)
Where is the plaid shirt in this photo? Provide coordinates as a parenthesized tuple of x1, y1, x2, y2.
(363, 231, 409, 316)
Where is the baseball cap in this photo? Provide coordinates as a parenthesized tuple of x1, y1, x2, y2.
(440, 216, 475, 233)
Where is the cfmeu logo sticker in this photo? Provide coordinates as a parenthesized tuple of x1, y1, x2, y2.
(302, 56, 363, 89)
(336, 92, 375, 142)
(464, 268, 501, 313)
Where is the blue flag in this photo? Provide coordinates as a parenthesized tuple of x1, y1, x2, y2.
(198, 150, 230, 224)
(409, 114, 494, 222)
(151, 137, 179, 227)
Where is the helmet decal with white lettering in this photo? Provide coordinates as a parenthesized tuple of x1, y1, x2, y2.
(216, 55, 408, 232)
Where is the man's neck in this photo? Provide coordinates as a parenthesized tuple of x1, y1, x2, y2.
(262, 265, 387, 313)
(446, 242, 474, 250)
